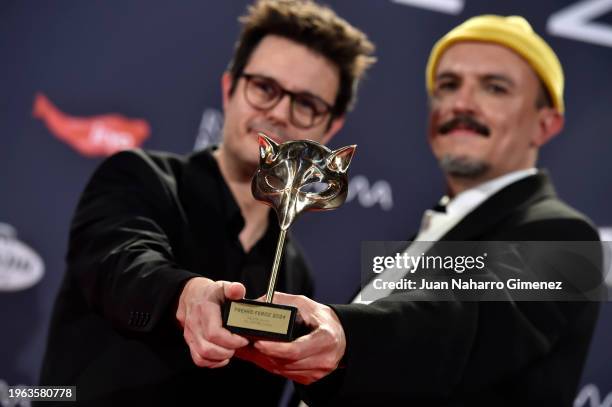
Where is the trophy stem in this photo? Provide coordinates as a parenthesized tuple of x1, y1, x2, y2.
(265, 229, 287, 303)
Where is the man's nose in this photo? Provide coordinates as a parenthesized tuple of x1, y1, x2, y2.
(451, 83, 478, 115)
(265, 94, 292, 126)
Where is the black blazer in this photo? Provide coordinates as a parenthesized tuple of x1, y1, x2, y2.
(38, 149, 313, 406)
(302, 172, 602, 406)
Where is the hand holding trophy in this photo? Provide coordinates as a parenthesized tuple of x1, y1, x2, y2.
(222, 133, 356, 341)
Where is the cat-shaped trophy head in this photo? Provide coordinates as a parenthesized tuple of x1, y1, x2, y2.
(252, 133, 356, 231)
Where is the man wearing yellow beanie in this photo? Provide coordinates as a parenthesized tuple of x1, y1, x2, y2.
(236, 15, 601, 406)
(424, 14, 566, 192)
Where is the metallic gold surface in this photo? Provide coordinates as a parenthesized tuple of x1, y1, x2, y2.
(266, 229, 286, 303)
(253, 133, 356, 231)
(253, 133, 356, 303)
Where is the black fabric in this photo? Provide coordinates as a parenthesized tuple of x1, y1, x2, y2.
(38, 148, 313, 406)
(300, 172, 602, 406)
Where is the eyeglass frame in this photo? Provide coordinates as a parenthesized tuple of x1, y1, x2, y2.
(239, 72, 336, 129)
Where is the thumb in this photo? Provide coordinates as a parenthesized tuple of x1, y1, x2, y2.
(223, 281, 246, 300)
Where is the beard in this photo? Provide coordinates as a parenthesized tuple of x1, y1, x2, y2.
(438, 154, 490, 178)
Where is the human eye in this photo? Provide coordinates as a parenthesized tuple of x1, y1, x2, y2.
(293, 95, 319, 114)
(484, 82, 508, 95)
(435, 79, 458, 93)
(251, 77, 278, 98)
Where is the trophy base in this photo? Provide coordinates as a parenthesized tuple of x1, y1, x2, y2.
(222, 299, 300, 341)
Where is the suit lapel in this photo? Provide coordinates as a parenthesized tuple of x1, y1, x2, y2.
(441, 171, 556, 241)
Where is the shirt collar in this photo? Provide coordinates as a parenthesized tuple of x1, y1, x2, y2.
(444, 168, 538, 218)
(191, 145, 280, 245)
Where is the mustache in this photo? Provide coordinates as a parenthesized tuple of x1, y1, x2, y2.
(438, 114, 490, 137)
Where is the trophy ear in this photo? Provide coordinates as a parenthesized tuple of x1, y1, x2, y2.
(258, 132, 279, 164)
(327, 145, 357, 174)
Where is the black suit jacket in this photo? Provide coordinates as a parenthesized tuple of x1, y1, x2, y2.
(302, 172, 602, 406)
(39, 149, 313, 406)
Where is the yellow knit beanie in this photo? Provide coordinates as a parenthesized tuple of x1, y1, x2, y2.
(426, 15, 564, 113)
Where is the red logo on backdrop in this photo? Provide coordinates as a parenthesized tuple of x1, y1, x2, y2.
(32, 93, 150, 157)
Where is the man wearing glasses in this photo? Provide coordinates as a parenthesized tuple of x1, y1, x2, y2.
(38, 0, 375, 405)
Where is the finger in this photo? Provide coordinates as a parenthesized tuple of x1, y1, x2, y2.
(254, 363, 330, 385)
(189, 344, 230, 368)
(207, 359, 231, 369)
(223, 281, 246, 300)
(235, 348, 330, 384)
(268, 292, 303, 306)
(254, 329, 324, 360)
(253, 293, 312, 329)
(267, 354, 339, 372)
(201, 317, 249, 349)
(197, 340, 236, 361)
(183, 280, 248, 349)
(198, 302, 249, 349)
(253, 291, 303, 304)
(185, 324, 236, 361)
(189, 345, 209, 367)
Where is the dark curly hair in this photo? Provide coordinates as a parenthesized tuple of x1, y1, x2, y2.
(227, 0, 376, 117)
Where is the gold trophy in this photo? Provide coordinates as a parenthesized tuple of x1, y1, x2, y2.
(222, 133, 356, 340)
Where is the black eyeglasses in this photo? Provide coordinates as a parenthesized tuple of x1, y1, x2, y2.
(241, 73, 334, 129)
